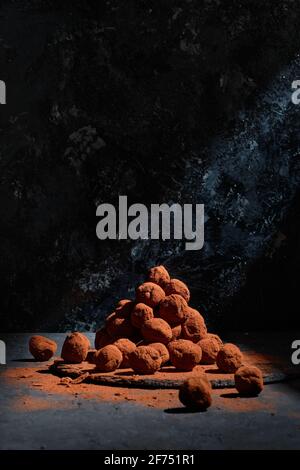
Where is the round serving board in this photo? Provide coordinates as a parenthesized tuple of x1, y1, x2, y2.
(49, 348, 300, 389)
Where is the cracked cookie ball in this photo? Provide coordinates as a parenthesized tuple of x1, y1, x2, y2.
(130, 303, 154, 329)
(95, 327, 112, 350)
(181, 307, 207, 343)
(216, 343, 243, 373)
(61, 332, 89, 363)
(168, 339, 202, 371)
(148, 342, 170, 365)
(198, 337, 221, 364)
(113, 338, 136, 367)
(234, 365, 264, 396)
(141, 318, 173, 344)
(136, 282, 165, 307)
(29, 335, 57, 361)
(179, 376, 212, 411)
(129, 346, 162, 374)
(159, 294, 188, 326)
(148, 265, 170, 288)
(94, 344, 123, 372)
(165, 278, 190, 302)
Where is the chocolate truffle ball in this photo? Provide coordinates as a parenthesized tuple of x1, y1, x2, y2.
(95, 327, 112, 350)
(149, 342, 170, 365)
(129, 346, 162, 374)
(179, 377, 212, 411)
(136, 282, 165, 308)
(181, 308, 207, 343)
(198, 337, 221, 364)
(171, 325, 182, 341)
(159, 294, 188, 326)
(29, 335, 57, 361)
(216, 343, 243, 373)
(106, 313, 135, 339)
(141, 318, 173, 344)
(86, 349, 97, 364)
(234, 365, 264, 396)
(115, 299, 134, 318)
(61, 332, 89, 363)
(207, 333, 223, 347)
(131, 303, 154, 329)
(113, 338, 136, 367)
(168, 339, 202, 371)
(77, 332, 91, 350)
(94, 345, 123, 372)
(165, 278, 190, 302)
(148, 265, 170, 288)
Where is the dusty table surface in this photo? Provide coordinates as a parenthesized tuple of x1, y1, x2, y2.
(0, 332, 300, 450)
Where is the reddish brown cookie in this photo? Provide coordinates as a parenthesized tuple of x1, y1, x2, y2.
(130, 303, 154, 329)
(148, 342, 170, 365)
(29, 335, 57, 362)
(148, 265, 170, 288)
(168, 339, 202, 371)
(165, 278, 190, 302)
(181, 307, 207, 343)
(136, 282, 165, 307)
(61, 332, 89, 363)
(216, 343, 243, 373)
(113, 338, 136, 367)
(179, 376, 212, 411)
(94, 344, 123, 372)
(198, 337, 221, 364)
(159, 294, 188, 326)
(129, 346, 162, 374)
(141, 318, 173, 345)
(234, 365, 264, 396)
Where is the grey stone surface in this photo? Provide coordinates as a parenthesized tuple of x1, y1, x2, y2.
(0, 333, 300, 450)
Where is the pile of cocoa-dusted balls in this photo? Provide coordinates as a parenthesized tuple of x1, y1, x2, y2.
(29, 266, 264, 411)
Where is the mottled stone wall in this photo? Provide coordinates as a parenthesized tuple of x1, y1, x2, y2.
(0, 1, 300, 331)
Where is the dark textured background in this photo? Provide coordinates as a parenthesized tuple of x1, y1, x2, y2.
(1, 0, 300, 332)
